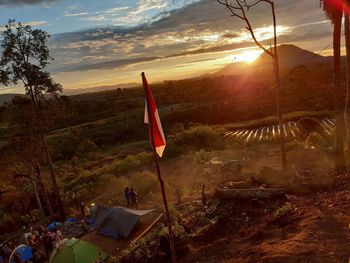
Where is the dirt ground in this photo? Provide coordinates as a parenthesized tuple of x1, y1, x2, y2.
(87, 144, 350, 262)
(180, 174, 350, 263)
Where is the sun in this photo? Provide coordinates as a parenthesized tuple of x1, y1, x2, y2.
(229, 49, 263, 64)
(240, 50, 263, 63)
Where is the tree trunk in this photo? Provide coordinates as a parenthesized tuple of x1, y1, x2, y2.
(345, 13, 350, 168)
(272, 2, 287, 171)
(33, 162, 54, 217)
(33, 183, 45, 217)
(28, 87, 65, 220)
(334, 13, 347, 173)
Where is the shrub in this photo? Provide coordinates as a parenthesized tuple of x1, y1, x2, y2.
(167, 126, 224, 156)
(0, 210, 16, 233)
(274, 202, 292, 218)
(120, 222, 189, 262)
(47, 133, 82, 161)
(62, 152, 153, 202)
(129, 171, 159, 201)
(104, 152, 153, 176)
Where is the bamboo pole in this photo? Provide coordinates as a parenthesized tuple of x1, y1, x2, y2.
(141, 72, 177, 263)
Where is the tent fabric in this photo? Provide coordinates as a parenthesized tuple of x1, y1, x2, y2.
(48, 221, 63, 231)
(92, 206, 153, 238)
(15, 245, 33, 261)
(8, 244, 33, 263)
(49, 238, 109, 263)
(66, 218, 78, 223)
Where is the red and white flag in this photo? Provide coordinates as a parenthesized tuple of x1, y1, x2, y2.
(142, 72, 166, 157)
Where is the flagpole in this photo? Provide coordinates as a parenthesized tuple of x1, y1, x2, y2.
(141, 72, 177, 263)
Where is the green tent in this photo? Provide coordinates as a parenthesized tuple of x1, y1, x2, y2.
(49, 238, 109, 263)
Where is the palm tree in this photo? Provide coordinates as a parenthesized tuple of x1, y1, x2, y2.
(321, 0, 346, 173)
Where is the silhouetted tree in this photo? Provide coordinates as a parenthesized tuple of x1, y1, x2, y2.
(0, 20, 65, 218)
(217, 0, 287, 170)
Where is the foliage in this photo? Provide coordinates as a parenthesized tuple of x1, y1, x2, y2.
(167, 125, 225, 156)
(129, 171, 159, 201)
(0, 209, 16, 234)
(274, 202, 292, 218)
(120, 222, 188, 262)
(107, 152, 153, 176)
(0, 19, 62, 96)
(62, 152, 154, 204)
(47, 133, 81, 161)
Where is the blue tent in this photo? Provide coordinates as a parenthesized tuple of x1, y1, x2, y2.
(66, 217, 78, 223)
(48, 221, 63, 231)
(9, 245, 33, 262)
(91, 206, 153, 238)
(16, 245, 33, 261)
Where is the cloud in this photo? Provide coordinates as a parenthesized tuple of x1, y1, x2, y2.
(26, 20, 47, 26)
(48, 0, 332, 73)
(134, 0, 168, 15)
(80, 15, 107, 22)
(54, 56, 160, 72)
(64, 12, 89, 17)
(102, 6, 129, 14)
(0, 0, 58, 6)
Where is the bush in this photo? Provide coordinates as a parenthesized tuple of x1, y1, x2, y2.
(47, 133, 81, 161)
(104, 152, 153, 176)
(167, 126, 224, 157)
(62, 152, 153, 202)
(274, 202, 292, 218)
(120, 222, 189, 262)
(129, 171, 159, 201)
(0, 210, 16, 234)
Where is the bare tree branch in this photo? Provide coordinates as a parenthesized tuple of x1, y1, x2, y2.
(217, 0, 274, 56)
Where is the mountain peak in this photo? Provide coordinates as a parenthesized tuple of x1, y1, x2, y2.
(257, 44, 323, 65)
(214, 44, 328, 78)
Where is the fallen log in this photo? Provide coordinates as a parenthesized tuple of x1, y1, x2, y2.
(215, 188, 285, 199)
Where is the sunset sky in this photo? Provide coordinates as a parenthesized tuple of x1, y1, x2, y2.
(0, 0, 335, 93)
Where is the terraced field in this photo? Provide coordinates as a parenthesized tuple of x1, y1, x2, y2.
(224, 117, 335, 143)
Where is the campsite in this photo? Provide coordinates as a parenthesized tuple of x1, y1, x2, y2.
(3, 0, 350, 262)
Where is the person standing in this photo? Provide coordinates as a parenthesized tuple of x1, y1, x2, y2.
(124, 187, 130, 208)
(129, 188, 138, 209)
(80, 202, 86, 217)
(43, 231, 52, 260)
(52, 228, 63, 248)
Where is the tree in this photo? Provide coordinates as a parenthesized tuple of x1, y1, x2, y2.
(321, 0, 347, 173)
(0, 20, 65, 219)
(4, 96, 54, 216)
(217, 0, 287, 170)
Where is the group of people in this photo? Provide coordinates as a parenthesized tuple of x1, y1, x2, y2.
(0, 223, 63, 263)
(124, 187, 138, 209)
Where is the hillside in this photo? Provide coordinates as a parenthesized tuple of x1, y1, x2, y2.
(0, 94, 23, 105)
(63, 83, 139, 95)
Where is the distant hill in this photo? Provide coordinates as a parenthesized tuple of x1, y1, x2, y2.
(214, 44, 331, 79)
(0, 94, 23, 105)
(63, 83, 139, 95)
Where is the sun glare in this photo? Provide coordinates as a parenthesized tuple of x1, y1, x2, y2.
(230, 49, 263, 64)
(242, 50, 261, 63)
